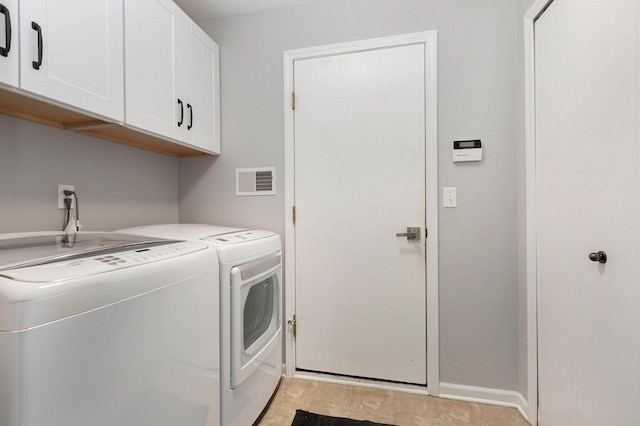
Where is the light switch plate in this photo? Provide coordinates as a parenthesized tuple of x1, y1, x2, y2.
(443, 187, 457, 208)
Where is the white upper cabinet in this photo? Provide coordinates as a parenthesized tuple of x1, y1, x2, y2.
(0, 0, 18, 87)
(175, 7, 220, 153)
(19, 0, 124, 121)
(0, 0, 216, 157)
(125, 0, 177, 141)
(125, 0, 220, 154)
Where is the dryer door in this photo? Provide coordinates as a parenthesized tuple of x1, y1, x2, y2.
(230, 252, 281, 389)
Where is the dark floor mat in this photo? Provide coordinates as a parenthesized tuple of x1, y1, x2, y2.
(291, 410, 394, 426)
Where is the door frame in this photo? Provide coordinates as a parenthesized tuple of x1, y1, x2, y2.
(524, 1, 556, 424)
(282, 31, 439, 395)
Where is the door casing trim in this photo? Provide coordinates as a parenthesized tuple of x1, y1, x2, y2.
(282, 30, 439, 395)
(525, 1, 557, 424)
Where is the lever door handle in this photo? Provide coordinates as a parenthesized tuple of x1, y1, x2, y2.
(396, 227, 420, 241)
(588, 251, 607, 264)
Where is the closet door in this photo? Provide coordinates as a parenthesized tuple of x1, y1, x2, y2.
(535, 0, 640, 424)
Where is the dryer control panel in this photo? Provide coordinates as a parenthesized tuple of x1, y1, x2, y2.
(204, 230, 275, 244)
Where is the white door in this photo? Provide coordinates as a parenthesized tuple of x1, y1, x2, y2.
(294, 44, 427, 384)
(0, 0, 18, 87)
(19, 0, 123, 120)
(535, 0, 640, 424)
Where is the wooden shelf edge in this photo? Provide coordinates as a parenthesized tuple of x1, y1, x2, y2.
(76, 125, 215, 158)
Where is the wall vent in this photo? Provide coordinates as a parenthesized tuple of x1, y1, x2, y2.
(236, 167, 276, 196)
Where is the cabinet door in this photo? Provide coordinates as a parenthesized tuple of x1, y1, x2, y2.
(125, 0, 178, 140)
(19, 0, 123, 121)
(176, 8, 220, 154)
(0, 0, 18, 87)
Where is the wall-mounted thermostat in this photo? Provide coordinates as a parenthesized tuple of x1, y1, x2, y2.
(453, 139, 482, 162)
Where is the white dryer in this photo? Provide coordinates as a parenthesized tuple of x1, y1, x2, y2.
(119, 224, 282, 426)
(0, 232, 220, 426)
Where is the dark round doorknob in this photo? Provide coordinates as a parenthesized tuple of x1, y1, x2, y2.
(589, 251, 607, 264)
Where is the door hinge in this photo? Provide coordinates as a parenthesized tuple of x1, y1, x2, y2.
(288, 315, 297, 337)
(291, 91, 295, 110)
(292, 205, 296, 224)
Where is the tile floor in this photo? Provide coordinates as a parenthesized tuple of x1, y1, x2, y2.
(257, 378, 529, 426)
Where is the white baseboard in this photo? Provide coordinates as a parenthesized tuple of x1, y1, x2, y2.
(292, 371, 430, 395)
(439, 382, 529, 421)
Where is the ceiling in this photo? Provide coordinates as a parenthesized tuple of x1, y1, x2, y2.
(173, 0, 312, 20)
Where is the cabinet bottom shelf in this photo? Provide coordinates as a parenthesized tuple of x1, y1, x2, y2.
(0, 86, 214, 158)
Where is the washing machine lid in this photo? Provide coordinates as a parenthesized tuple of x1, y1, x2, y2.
(0, 232, 171, 271)
(0, 232, 215, 331)
(119, 224, 244, 241)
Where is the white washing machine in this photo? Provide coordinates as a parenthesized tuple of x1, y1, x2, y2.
(119, 224, 282, 426)
(0, 231, 220, 426)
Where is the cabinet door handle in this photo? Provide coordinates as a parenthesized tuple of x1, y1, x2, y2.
(187, 103, 193, 130)
(0, 4, 11, 57)
(31, 22, 43, 70)
(177, 99, 184, 126)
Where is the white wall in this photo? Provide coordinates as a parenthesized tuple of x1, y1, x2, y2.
(180, 0, 521, 394)
(0, 114, 180, 233)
